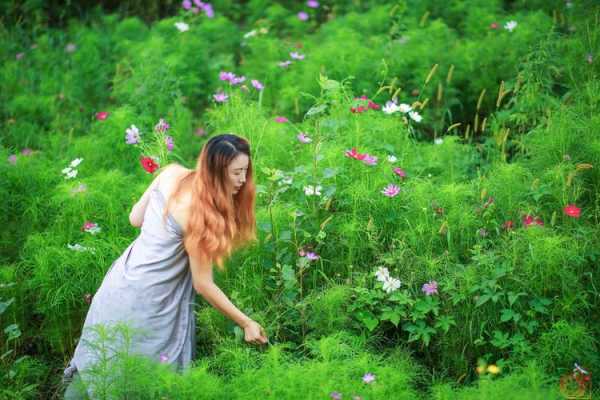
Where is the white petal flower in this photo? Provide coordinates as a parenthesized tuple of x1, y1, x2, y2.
(382, 276, 401, 293)
(387, 155, 397, 163)
(243, 29, 257, 38)
(175, 22, 190, 32)
(70, 158, 83, 168)
(303, 185, 322, 196)
(434, 137, 444, 145)
(65, 169, 78, 179)
(504, 20, 517, 32)
(374, 267, 390, 282)
(408, 111, 422, 123)
(62, 167, 73, 175)
(398, 103, 412, 113)
(382, 101, 400, 115)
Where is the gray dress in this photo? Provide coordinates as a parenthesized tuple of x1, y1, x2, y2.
(63, 187, 196, 396)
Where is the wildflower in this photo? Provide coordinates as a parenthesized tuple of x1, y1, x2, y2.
(367, 100, 380, 110)
(522, 215, 543, 227)
(330, 392, 342, 400)
(362, 372, 376, 384)
(202, 3, 214, 18)
(154, 118, 170, 133)
(434, 137, 444, 145)
(251, 79, 264, 91)
(374, 267, 390, 282)
(278, 60, 292, 68)
(182, 0, 192, 10)
(195, 127, 206, 136)
(383, 100, 400, 114)
(95, 111, 109, 121)
(490, 22, 499, 29)
(297, 133, 312, 143)
(16, 52, 24, 60)
(244, 30, 257, 39)
(65, 43, 77, 53)
(213, 92, 228, 103)
(487, 365, 500, 374)
(140, 156, 159, 174)
(82, 221, 101, 235)
(297, 11, 309, 21)
(175, 22, 190, 32)
(125, 125, 141, 144)
(478, 228, 488, 237)
(8, 154, 17, 165)
(422, 280, 438, 296)
(219, 71, 235, 82)
(381, 184, 401, 197)
(362, 154, 378, 166)
(502, 220, 514, 230)
(345, 148, 367, 161)
(587, 53, 593, 64)
(399, 103, 412, 113)
(231, 75, 246, 85)
(303, 185, 322, 196)
(67, 243, 92, 252)
(382, 276, 401, 293)
(393, 167, 406, 179)
(275, 116, 289, 123)
(307, 0, 319, 7)
(71, 183, 88, 195)
(350, 106, 368, 113)
(70, 158, 83, 168)
(563, 204, 581, 218)
(408, 110, 422, 122)
(21, 148, 33, 156)
(290, 51, 305, 60)
(504, 20, 517, 32)
(165, 136, 174, 152)
(387, 155, 397, 163)
(305, 251, 320, 261)
(62, 167, 77, 179)
(160, 353, 169, 363)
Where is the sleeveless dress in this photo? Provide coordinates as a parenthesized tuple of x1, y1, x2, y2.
(63, 187, 196, 395)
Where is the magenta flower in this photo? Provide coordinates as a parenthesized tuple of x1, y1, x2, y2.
(290, 51, 305, 60)
(305, 251, 320, 261)
(422, 280, 438, 296)
(154, 118, 170, 133)
(362, 154, 378, 166)
(275, 116, 289, 123)
(278, 60, 292, 68)
(362, 372, 376, 384)
(182, 0, 192, 9)
(202, 3, 214, 18)
(393, 167, 406, 179)
(381, 184, 400, 197)
(8, 154, 17, 165)
(297, 11, 309, 21)
(307, 0, 319, 8)
(251, 79, 264, 91)
(165, 136, 174, 151)
(213, 91, 229, 103)
(219, 71, 235, 82)
(297, 133, 312, 143)
(231, 75, 246, 85)
(95, 111, 109, 121)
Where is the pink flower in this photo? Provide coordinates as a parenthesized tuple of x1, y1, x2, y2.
(165, 136, 174, 151)
(345, 148, 367, 161)
(307, 0, 319, 8)
(95, 111, 109, 121)
(381, 184, 400, 197)
(297, 11, 309, 21)
(231, 75, 246, 85)
(154, 118, 170, 133)
(275, 116, 288, 123)
(251, 79, 264, 91)
(305, 251, 320, 261)
(219, 71, 235, 82)
(490, 22, 499, 29)
(422, 280, 438, 296)
(362, 372, 376, 384)
(297, 133, 312, 143)
(522, 214, 544, 227)
(563, 204, 581, 218)
(393, 167, 406, 179)
(8, 154, 17, 165)
(182, 0, 192, 9)
(213, 92, 228, 103)
(362, 154, 378, 166)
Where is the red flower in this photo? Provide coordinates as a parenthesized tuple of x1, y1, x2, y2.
(140, 156, 159, 174)
(503, 220, 514, 230)
(522, 215, 544, 227)
(345, 147, 367, 160)
(563, 204, 581, 218)
(367, 100, 380, 110)
(95, 111, 109, 121)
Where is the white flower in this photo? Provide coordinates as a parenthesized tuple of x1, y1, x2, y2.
(434, 137, 444, 145)
(387, 155, 397, 163)
(281, 176, 293, 185)
(67, 243, 94, 252)
(504, 20, 517, 32)
(303, 185, 322, 196)
(126, 124, 139, 136)
(408, 111, 422, 122)
(175, 22, 190, 32)
(243, 29, 257, 38)
(70, 158, 83, 168)
(399, 103, 412, 113)
(374, 267, 390, 282)
(382, 276, 401, 293)
(84, 225, 101, 235)
(62, 167, 73, 175)
(382, 100, 400, 115)
(65, 169, 78, 179)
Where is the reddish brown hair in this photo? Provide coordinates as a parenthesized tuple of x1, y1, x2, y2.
(163, 134, 257, 271)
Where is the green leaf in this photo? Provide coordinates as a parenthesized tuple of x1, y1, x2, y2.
(356, 311, 379, 332)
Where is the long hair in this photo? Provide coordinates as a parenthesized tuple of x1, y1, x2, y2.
(162, 134, 257, 271)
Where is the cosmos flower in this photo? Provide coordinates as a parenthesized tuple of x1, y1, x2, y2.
(382, 276, 401, 293)
(422, 280, 438, 295)
(393, 167, 406, 179)
(362, 372, 376, 384)
(374, 267, 390, 282)
(307, 0, 319, 8)
(563, 204, 581, 218)
(140, 156, 159, 173)
(213, 92, 229, 103)
(504, 20, 517, 32)
(275, 116, 289, 123)
(95, 111, 109, 121)
(297, 11, 309, 21)
(125, 125, 141, 144)
(251, 79, 264, 91)
(297, 133, 312, 143)
(408, 110, 422, 122)
(175, 22, 190, 32)
(381, 184, 401, 197)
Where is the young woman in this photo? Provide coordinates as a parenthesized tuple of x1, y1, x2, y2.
(63, 133, 268, 398)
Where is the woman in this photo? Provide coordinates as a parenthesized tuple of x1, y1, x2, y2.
(63, 133, 268, 398)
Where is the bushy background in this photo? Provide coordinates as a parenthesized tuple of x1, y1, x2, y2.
(1, 0, 599, 398)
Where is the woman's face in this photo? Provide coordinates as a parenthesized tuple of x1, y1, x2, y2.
(226, 153, 249, 194)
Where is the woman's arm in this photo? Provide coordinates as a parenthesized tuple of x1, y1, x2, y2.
(129, 164, 176, 227)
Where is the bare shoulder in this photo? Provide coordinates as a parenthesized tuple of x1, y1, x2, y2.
(159, 163, 194, 232)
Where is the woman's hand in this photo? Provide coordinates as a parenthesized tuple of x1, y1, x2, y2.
(243, 319, 268, 346)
